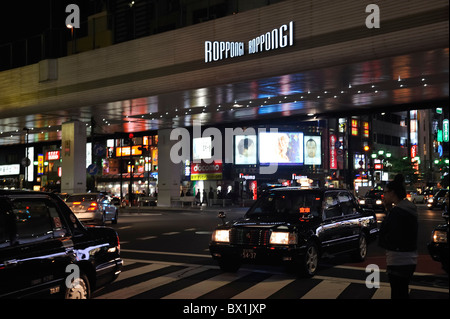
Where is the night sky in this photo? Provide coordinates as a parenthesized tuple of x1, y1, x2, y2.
(0, 0, 89, 45)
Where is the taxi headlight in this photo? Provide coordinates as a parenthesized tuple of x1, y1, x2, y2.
(359, 199, 366, 205)
(213, 229, 230, 243)
(428, 198, 434, 203)
(375, 200, 383, 205)
(432, 230, 447, 243)
(270, 232, 297, 245)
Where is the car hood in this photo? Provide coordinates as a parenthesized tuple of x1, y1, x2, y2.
(229, 215, 299, 229)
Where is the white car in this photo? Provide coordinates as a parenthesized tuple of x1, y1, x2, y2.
(66, 193, 118, 225)
(407, 191, 425, 204)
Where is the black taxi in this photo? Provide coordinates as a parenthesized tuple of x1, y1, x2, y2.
(209, 187, 378, 276)
(427, 210, 449, 273)
(0, 190, 123, 299)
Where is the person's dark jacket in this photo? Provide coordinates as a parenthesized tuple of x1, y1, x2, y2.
(378, 199, 418, 252)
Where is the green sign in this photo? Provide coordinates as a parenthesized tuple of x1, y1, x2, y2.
(437, 130, 443, 142)
(443, 119, 449, 142)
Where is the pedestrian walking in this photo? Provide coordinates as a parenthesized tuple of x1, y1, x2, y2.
(202, 189, 208, 206)
(378, 174, 418, 299)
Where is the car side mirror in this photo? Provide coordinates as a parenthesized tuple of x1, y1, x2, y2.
(218, 211, 226, 225)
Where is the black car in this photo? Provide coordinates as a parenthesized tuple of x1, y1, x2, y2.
(0, 190, 123, 299)
(427, 210, 449, 273)
(427, 189, 449, 210)
(358, 189, 386, 221)
(209, 187, 378, 276)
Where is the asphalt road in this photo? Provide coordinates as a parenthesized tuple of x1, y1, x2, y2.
(88, 203, 448, 301)
(110, 203, 448, 274)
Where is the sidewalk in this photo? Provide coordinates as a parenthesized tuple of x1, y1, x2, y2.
(119, 204, 248, 214)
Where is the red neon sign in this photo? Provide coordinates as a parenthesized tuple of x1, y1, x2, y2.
(46, 150, 60, 161)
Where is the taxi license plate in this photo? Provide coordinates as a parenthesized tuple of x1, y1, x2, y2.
(242, 249, 256, 259)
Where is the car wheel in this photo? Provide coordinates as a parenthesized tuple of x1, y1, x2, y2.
(65, 273, 90, 299)
(352, 232, 367, 262)
(218, 258, 240, 272)
(300, 241, 319, 277)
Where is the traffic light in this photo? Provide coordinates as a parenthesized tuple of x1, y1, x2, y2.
(128, 133, 134, 146)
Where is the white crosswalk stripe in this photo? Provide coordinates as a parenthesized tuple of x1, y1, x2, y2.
(231, 274, 295, 299)
(301, 280, 350, 299)
(162, 270, 250, 299)
(93, 258, 449, 300)
(97, 264, 206, 299)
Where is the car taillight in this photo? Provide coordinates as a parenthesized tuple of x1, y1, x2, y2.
(117, 235, 120, 253)
(73, 201, 81, 205)
(87, 202, 98, 211)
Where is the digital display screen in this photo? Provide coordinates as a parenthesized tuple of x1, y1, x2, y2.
(235, 135, 257, 165)
(304, 135, 321, 165)
(193, 137, 212, 160)
(258, 132, 304, 164)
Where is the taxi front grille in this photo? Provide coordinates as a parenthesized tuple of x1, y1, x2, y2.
(230, 228, 270, 246)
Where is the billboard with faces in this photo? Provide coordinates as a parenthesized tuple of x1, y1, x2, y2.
(304, 135, 321, 165)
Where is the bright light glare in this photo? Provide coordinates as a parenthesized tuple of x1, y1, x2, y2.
(270, 232, 296, 245)
(213, 230, 230, 243)
(433, 230, 447, 243)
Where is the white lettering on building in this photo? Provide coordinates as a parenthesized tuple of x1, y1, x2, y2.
(205, 21, 294, 63)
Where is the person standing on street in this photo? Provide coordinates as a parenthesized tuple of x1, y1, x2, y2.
(378, 174, 418, 299)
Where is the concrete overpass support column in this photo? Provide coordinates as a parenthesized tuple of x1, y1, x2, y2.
(61, 120, 86, 194)
(157, 128, 182, 206)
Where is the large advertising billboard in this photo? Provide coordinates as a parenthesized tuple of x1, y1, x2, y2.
(235, 135, 257, 165)
(258, 132, 304, 164)
(304, 135, 321, 165)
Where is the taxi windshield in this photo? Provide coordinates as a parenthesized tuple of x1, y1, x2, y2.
(246, 190, 322, 217)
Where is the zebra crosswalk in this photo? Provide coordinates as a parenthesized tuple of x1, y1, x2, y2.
(92, 258, 449, 300)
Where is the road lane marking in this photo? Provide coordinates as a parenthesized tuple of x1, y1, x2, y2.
(97, 266, 206, 299)
(195, 231, 213, 235)
(121, 248, 210, 258)
(231, 274, 295, 299)
(371, 286, 391, 299)
(162, 270, 250, 299)
(115, 263, 169, 282)
(137, 236, 157, 240)
(118, 253, 449, 295)
(301, 280, 350, 299)
(98, 258, 448, 299)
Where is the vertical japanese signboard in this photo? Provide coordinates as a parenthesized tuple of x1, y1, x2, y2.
(329, 134, 337, 170)
(37, 154, 44, 175)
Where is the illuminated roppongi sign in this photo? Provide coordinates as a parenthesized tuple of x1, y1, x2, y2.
(204, 21, 294, 63)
